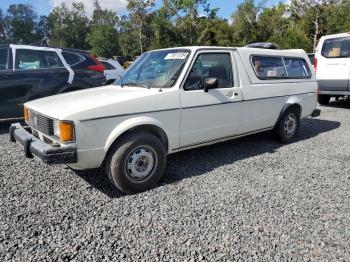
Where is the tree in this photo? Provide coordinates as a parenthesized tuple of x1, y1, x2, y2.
(166, 0, 211, 45)
(35, 16, 49, 40)
(5, 4, 37, 43)
(118, 15, 140, 58)
(151, 7, 180, 49)
(323, 1, 350, 34)
(48, 2, 90, 49)
(257, 4, 288, 43)
(196, 12, 233, 46)
(0, 8, 6, 39)
(290, 0, 336, 52)
(86, 1, 119, 58)
(127, 0, 155, 54)
(231, 0, 261, 46)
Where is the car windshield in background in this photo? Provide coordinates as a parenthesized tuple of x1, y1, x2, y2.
(116, 49, 191, 88)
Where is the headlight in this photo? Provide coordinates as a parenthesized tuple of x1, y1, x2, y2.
(53, 120, 75, 143)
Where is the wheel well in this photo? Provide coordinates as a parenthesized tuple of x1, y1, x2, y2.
(275, 103, 302, 127)
(288, 103, 301, 117)
(108, 124, 169, 153)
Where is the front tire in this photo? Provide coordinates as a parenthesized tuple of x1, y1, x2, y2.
(318, 94, 330, 105)
(106, 132, 166, 193)
(274, 107, 300, 143)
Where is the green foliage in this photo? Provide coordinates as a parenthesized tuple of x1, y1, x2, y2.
(5, 4, 38, 43)
(118, 15, 139, 58)
(196, 17, 232, 46)
(231, 0, 260, 46)
(0, 8, 6, 40)
(150, 7, 181, 49)
(86, 1, 119, 57)
(1, 0, 350, 57)
(48, 2, 90, 49)
(323, 1, 350, 34)
(127, 0, 155, 53)
(87, 25, 119, 58)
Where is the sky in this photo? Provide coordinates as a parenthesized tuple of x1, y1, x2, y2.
(0, 0, 284, 19)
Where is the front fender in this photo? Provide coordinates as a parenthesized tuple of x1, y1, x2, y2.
(104, 116, 169, 153)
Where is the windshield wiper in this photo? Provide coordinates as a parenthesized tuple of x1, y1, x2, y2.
(123, 82, 151, 89)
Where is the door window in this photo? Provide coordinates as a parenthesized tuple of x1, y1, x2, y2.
(0, 48, 8, 70)
(184, 53, 234, 91)
(321, 37, 350, 58)
(62, 51, 85, 66)
(15, 49, 63, 70)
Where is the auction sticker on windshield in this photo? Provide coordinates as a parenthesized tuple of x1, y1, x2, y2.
(164, 52, 189, 60)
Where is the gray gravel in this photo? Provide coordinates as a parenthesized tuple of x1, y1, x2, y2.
(1, 100, 350, 261)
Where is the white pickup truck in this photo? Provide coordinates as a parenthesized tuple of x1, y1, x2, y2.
(10, 46, 320, 193)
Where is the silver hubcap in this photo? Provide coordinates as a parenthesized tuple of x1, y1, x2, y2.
(126, 146, 156, 180)
(284, 114, 297, 137)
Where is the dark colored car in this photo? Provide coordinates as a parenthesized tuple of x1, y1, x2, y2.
(0, 45, 105, 120)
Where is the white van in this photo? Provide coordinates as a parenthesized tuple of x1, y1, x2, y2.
(10, 46, 320, 193)
(315, 32, 350, 104)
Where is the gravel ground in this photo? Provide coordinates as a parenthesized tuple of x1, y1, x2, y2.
(1, 100, 350, 261)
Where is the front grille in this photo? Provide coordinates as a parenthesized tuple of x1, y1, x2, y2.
(28, 110, 54, 136)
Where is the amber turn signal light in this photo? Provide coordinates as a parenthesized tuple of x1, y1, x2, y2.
(24, 107, 30, 122)
(59, 121, 75, 142)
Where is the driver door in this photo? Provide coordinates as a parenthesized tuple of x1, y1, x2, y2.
(179, 51, 242, 148)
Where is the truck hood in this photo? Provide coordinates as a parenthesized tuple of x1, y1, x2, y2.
(26, 85, 163, 120)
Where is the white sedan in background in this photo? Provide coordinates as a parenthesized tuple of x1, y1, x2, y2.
(99, 59, 124, 84)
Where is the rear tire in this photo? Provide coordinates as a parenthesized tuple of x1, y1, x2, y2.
(318, 94, 330, 105)
(274, 107, 300, 144)
(105, 132, 166, 193)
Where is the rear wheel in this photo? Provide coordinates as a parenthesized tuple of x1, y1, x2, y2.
(106, 132, 166, 193)
(318, 94, 330, 105)
(274, 107, 300, 143)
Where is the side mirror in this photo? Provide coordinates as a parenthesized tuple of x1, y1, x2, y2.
(204, 78, 218, 92)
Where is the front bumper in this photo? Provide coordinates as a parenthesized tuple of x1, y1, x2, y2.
(9, 123, 77, 164)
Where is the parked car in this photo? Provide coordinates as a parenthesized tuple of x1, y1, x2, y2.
(0, 44, 105, 120)
(99, 59, 124, 85)
(10, 46, 320, 193)
(315, 32, 350, 104)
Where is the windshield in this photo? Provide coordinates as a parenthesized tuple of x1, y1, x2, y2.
(116, 49, 191, 88)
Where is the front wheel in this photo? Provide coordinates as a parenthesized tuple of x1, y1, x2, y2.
(106, 132, 166, 193)
(274, 108, 300, 144)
